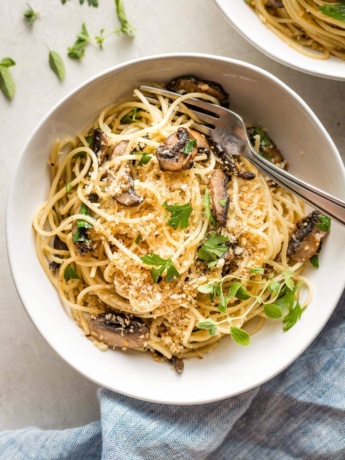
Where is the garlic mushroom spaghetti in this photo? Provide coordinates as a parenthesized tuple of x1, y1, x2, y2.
(33, 77, 328, 372)
(248, 0, 345, 60)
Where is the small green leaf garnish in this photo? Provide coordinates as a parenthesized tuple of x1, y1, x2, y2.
(75, 204, 93, 229)
(68, 23, 91, 60)
(197, 282, 221, 301)
(183, 139, 197, 156)
(198, 233, 229, 267)
(66, 182, 72, 194)
(137, 153, 152, 166)
(23, 3, 39, 26)
(135, 233, 142, 244)
(163, 202, 193, 230)
(230, 326, 250, 346)
(115, 0, 135, 37)
(319, 2, 345, 22)
(95, 29, 106, 49)
(202, 187, 216, 226)
(283, 302, 304, 332)
(218, 199, 226, 207)
(64, 265, 80, 281)
(121, 108, 139, 124)
(197, 319, 218, 336)
(85, 135, 93, 144)
(310, 242, 322, 269)
(49, 50, 66, 81)
(250, 267, 264, 275)
(0, 58, 16, 100)
(315, 214, 331, 232)
(264, 303, 283, 319)
(62, 0, 99, 6)
(268, 280, 280, 294)
(140, 253, 179, 283)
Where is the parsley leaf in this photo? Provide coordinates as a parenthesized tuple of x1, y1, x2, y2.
(250, 267, 264, 275)
(137, 153, 152, 166)
(202, 187, 217, 226)
(115, 0, 135, 37)
(0, 58, 16, 100)
(140, 253, 180, 283)
(95, 29, 106, 49)
(315, 214, 331, 232)
(23, 3, 39, 26)
(49, 50, 66, 81)
(121, 108, 139, 123)
(264, 303, 283, 319)
(183, 139, 197, 156)
(197, 318, 218, 336)
(319, 3, 345, 22)
(198, 233, 229, 267)
(76, 203, 94, 229)
(163, 202, 193, 230)
(135, 233, 142, 244)
(230, 326, 250, 346)
(283, 302, 304, 331)
(64, 265, 80, 281)
(68, 23, 91, 60)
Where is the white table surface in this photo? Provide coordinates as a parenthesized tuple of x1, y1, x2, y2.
(0, 0, 344, 430)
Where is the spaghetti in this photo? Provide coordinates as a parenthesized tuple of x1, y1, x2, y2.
(248, 0, 345, 60)
(33, 82, 316, 372)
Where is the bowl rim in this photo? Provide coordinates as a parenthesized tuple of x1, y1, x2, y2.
(6, 52, 345, 404)
(213, 0, 345, 81)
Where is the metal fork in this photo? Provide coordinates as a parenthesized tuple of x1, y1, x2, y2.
(140, 85, 345, 226)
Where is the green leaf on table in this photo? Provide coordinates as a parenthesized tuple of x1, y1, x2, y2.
(115, 0, 135, 37)
(0, 61, 16, 100)
(24, 4, 39, 26)
(68, 23, 91, 60)
(49, 50, 66, 81)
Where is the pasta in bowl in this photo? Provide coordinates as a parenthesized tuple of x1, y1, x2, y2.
(33, 76, 330, 374)
(7, 55, 345, 403)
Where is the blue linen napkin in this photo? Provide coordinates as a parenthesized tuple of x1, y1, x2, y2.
(1, 290, 344, 460)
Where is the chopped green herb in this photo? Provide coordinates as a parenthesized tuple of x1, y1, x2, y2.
(23, 3, 39, 26)
(250, 267, 264, 275)
(135, 233, 142, 244)
(310, 243, 322, 269)
(198, 233, 229, 267)
(163, 202, 193, 230)
(66, 182, 72, 194)
(198, 281, 221, 301)
(115, 0, 135, 37)
(202, 187, 216, 226)
(140, 253, 179, 283)
(95, 29, 106, 49)
(68, 23, 91, 60)
(137, 153, 152, 166)
(0, 58, 16, 100)
(62, 0, 99, 6)
(264, 303, 283, 319)
(274, 287, 297, 313)
(230, 326, 250, 346)
(49, 50, 66, 81)
(121, 108, 139, 124)
(218, 199, 226, 207)
(319, 2, 345, 22)
(268, 280, 280, 294)
(85, 135, 93, 144)
(197, 318, 218, 336)
(75, 204, 93, 229)
(64, 265, 80, 281)
(315, 214, 331, 232)
(283, 302, 305, 332)
(183, 139, 197, 156)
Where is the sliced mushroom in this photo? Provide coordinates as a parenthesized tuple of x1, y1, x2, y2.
(156, 127, 198, 172)
(167, 75, 229, 107)
(53, 235, 68, 251)
(221, 246, 235, 276)
(108, 141, 143, 207)
(88, 193, 99, 203)
(189, 129, 210, 153)
(89, 312, 150, 349)
(209, 169, 229, 227)
(268, 0, 284, 7)
(247, 126, 286, 169)
(170, 356, 184, 374)
(287, 211, 328, 262)
(92, 128, 108, 164)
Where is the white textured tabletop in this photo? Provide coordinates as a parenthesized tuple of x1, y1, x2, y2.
(0, 0, 344, 430)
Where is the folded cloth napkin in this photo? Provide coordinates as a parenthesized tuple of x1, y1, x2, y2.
(1, 290, 344, 460)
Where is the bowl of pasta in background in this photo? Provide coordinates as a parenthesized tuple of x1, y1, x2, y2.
(6, 53, 345, 404)
(214, 0, 345, 81)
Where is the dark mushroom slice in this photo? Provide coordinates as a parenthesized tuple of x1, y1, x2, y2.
(170, 356, 184, 374)
(221, 246, 235, 276)
(92, 128, 109, 164)
(208, 139, 238, 175)
(108, 141, 144, 207)
(167, 75, 229, 107)
(209, 169, 229, 227)
(89, 312, 150, 349)
(267, 0, 284, 7)
(53, 235, 68, 251)
(287, 211, 329, 262)
(156, 127, 198, 172)
(88, 193, 99, 203)
(247, 126, 287, 169)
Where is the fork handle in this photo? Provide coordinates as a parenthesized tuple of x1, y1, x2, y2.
(248, 147, 345, 226)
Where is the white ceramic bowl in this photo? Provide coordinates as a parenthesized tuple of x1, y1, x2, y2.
(7, 54, 345, 404)
(214, 0, 345, 81)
